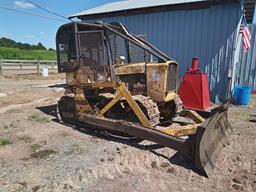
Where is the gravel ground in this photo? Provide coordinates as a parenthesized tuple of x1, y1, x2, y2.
(0, 75, 255, 192)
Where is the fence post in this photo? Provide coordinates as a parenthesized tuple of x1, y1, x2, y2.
(52, 62, 54, 69)
(37, 59, 40, 74)
(0, 58, 2, 76)
(20, 61, 22, 70)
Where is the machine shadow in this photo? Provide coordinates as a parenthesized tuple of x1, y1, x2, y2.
(36, 104, 202, 175)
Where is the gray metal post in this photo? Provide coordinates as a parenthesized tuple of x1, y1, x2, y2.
(0, 58, 2, 76)
(37, 59, 40, 74)
(230, 10, 244, 97)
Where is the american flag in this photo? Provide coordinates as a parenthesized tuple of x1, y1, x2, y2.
(240, 23, 251, 52)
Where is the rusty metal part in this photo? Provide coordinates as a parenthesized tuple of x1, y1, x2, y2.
(156, 123, 199, 137)
(96, 87, 200, 137)
(99, 92, 160, 127)
(174, 95, 184, 114)
(194, 104, 232, 177)
(57, 96, 76, 121)
(99, 92, 200, 137)
(133, 95, 160, 126)
(185, 110, 205, 124)
(74, 89, 92, 112)
(115, 61, 178, 103)
(158, 108, 205, 137)
(78, 113, 193, 155)
(98, 83, 153, 128)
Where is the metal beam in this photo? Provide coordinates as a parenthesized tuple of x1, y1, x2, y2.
(78, 113, 193, 156)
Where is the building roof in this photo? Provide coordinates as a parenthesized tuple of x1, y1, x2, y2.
(69, 0, 207, 18)
(70, 0, 255, 23)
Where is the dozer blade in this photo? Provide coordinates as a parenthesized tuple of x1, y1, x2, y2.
(193, 103, 232, 177)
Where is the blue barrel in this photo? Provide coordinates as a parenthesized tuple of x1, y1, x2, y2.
(232, 85, 242, 102)
(232, 85, 252, 105)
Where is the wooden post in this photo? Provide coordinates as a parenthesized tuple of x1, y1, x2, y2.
(20, 61, 22, 70)
(0, 58, 2, 76)
(52, 62, 54, 69)
(37, 59, 40, 74)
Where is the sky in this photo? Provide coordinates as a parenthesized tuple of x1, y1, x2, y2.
(0, 0, 117, 49)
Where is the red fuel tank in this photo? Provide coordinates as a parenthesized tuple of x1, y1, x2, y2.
(178, 58, 210, 111)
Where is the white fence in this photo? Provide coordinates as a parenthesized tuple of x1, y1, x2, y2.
(0, 59, 57, 75)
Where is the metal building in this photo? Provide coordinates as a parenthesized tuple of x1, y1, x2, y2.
(236, 23, 256, 91)
(70, 0, 256, 103)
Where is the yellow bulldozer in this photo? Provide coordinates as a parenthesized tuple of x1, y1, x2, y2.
(56, 21, 231, 177)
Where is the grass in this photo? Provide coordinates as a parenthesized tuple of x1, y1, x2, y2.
(30, 149, 57, 159)
(28, 113, 49, 123)
(0, 138, 12, 146)
(18, 135, 33, 143)
(30, 143, 42, 152)
(0, 47, 56, 60)
(65, 143, 83, 155)
(6, 108, 23, 113)
(2, 122, 17, 129)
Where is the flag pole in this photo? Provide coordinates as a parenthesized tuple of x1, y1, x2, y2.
(229, 7, 244, 97)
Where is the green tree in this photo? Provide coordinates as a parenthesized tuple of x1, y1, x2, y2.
(36, 42, 46, 50)
(0, 37, 48, 50)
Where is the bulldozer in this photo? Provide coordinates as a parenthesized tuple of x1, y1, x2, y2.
(56, 21, 231, 177)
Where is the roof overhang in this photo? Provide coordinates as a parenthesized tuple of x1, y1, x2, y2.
(244, 0, 256, 23)
(70, 0, 255, 23)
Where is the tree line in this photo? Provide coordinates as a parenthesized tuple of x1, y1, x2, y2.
(0, 37, 55, 51)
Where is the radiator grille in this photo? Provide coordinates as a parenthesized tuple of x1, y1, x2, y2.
(167, 64, 177, 92)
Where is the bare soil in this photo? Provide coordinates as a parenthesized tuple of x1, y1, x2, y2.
(0, 74, 255, 192)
